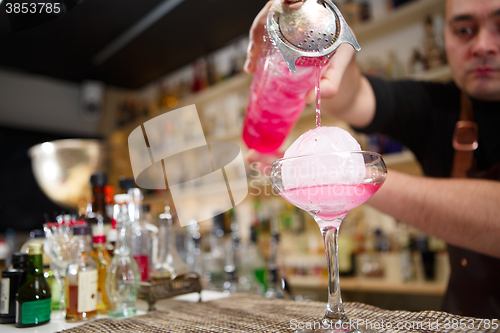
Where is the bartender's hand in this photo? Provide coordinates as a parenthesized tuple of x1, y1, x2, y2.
(244, 1, 357, 104)
(246, 149, 284, 176)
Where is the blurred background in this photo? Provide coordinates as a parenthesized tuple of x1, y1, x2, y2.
(0, 0, 451, 312)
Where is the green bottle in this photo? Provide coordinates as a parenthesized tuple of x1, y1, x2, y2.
(15, 243, 51, 328)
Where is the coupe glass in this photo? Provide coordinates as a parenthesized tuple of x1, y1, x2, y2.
(269, 151, 386, 332)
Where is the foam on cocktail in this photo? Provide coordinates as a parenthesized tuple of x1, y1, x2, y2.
(282, 127, 365, 190)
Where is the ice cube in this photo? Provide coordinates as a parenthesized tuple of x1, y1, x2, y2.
(282, 127, 365, 189)
(284, 126, 361, 158)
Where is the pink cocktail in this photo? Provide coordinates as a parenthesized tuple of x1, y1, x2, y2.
(270, 151, 386, 332)
(242, 53, 328, 153)
(281, 183, 382, 226)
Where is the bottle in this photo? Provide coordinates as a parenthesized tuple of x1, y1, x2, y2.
(203, 213, 228, 290)
(106, 219, 117, 258)
(105, 194, 141, 318)
(152, 204, 189, 279)
(128, 188, 151, 281)
(65, 225, 98, 321)
(237, 225, 267, 295)
(87, 173, 112, 236)
(15, 244, 51, 328)
(0, 253, 29, 324)
(104, 185, 115, 225)
(4, 229, 16, 267)
(90, 234, 111, 314)
(142, 205, 160, 272)
(0, 240, 8, 275)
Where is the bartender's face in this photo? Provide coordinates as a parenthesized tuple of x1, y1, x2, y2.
(445, 0, 500, 101)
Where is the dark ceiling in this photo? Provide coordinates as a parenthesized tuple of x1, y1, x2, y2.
(0, 0, 268, 89)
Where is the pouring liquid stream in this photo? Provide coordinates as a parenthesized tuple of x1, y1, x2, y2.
(315, 62, 322, 128)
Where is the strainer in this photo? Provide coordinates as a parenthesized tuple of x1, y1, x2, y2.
(267, 0, 361, 72)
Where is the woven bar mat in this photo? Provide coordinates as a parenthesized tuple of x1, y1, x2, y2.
(62, 293, 498, 333)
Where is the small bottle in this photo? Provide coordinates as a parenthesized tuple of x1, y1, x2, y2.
(142, 205, 160, 273)
(87, 173, 112, 236)
(106, 219, 118, 258)
(0, 253, 29, 324)
(152, 204, 189, 279)
(203, 213, 227, 289)
(128, 188, 151, 281)
(15, 244, 51, 328)
(65, 225, 98, 321)
(90, 235, 111, 314)
(105, 194, 141, 318)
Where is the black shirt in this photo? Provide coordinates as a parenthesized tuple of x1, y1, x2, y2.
(355, 77, 500, 319)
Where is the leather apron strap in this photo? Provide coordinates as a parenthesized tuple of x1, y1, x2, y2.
(451, 93, 478, 178)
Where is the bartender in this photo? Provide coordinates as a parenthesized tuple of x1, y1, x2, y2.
(245, 0, 500, 319)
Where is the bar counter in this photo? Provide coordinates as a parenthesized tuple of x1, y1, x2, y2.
(3, 290, 497, 333)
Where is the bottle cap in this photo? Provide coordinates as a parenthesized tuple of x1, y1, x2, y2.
(11, 253, 29, 266)
(114, 193, 130, 204)
(119, 177, 136, 192)
(72, 224, 91, 235)
(90, 172, 108, 187)
(30, 229, 45, 238)
(28, 243, 43, 255)
(93, 235, 106, 244)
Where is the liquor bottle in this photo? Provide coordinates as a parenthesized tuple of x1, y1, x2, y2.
(87, 173, 112, 236)
(90, 234, 111, 314)
(203, 213, 227, 290)
(152, 204, 189, 279)
(237, 225, 267, 294)
(105, 194, 141, 318)
(128, 188, 151, 281)
(15, 244, 51, 328)
(142, 205, 159, 272)
(0, 253, 29, 324)
(19, 229, 58, 308)
(65, 225, 98, 321)
(106, 220, 117, 258)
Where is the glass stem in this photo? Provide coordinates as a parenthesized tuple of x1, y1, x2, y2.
(53, 269, 66, 314)
(320, 219, 348, 325)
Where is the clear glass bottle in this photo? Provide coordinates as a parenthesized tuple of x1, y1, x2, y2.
(128, 188, 151, 282)
(0, 253, 29, 324)
(142, 204, 159, 274)
(238, 225, 267, 295)
(105, 194, 141, 318)
(65, 225, 98, 321)
(152, 204, 189, 279)
(203, 213, 227, 290)
(15, 244, 51, 328)
(90, 235, 111, 314)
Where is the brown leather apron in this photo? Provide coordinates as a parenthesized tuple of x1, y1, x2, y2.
(442, 93, 500, 319)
